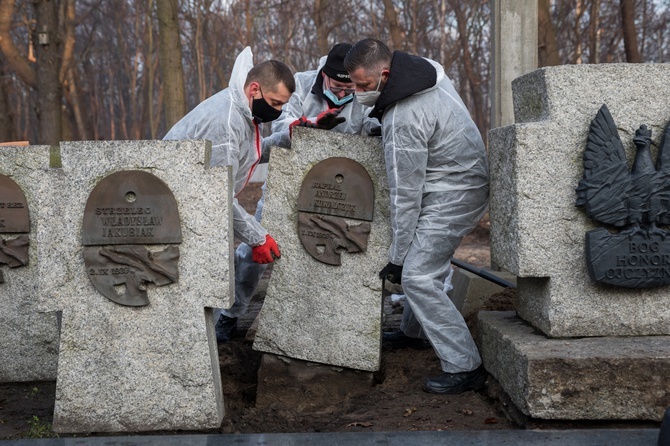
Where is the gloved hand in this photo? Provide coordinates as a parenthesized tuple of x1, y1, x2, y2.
(289, 116, 317, 137)
(367, 125, 382, 137)
(252, 234, 281, 264)
(379, 262, 403, 284)
(315, 108, 346, 130)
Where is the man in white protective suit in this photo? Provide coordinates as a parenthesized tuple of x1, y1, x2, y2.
(345, 38, 489, 395)
(163, 48, 295, 342)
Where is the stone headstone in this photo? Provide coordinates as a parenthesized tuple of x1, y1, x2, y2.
(483, 64, 670, 421)
(36, 140, 233, 433)
(253, 128, 389, 372)
(490, 64, 670, 338)
(0, 145, 59, 382)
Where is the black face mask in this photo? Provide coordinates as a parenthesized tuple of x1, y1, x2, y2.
(252, 87, 282, 123)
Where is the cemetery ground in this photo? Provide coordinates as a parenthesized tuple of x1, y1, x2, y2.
(0, 184, 660, 439)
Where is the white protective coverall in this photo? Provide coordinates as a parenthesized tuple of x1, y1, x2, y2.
(224, 56, 381, 321)
(372, 51, 489, 373)
(265, 56, 377, 148)
(163, 47, 269, 321)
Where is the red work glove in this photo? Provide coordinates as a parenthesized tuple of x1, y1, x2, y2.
(289, 116, 316, 137)
(252, 234, 281, 264)
(315, 108, 346, 130)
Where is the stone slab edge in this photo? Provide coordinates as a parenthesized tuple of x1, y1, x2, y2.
(478, 311, 670, 421)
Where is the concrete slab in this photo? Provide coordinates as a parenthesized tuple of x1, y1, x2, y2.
(478, 311, 670, 421)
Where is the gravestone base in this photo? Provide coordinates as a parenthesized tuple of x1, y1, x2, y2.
(478, 311, 670, 421)
(450, 267, 516, 316)
(256, 353, 375, 413)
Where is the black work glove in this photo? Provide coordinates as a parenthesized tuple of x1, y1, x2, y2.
(367, 125, 382, 137)
(315, 108, 346, 130)
(379, 262, 403, 284)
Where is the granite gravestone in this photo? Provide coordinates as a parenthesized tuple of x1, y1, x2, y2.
(36, 140, 233, 433)
(0, 145, 59, 383)
(483, 64, 670, 421)
(253, 128, 390, 373)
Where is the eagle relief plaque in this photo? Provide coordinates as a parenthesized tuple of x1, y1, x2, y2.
(576, 104, 670, 288)
(297, 157, 374, 265)
(0, 174, 30, 283)
(82, 170, 181, 306)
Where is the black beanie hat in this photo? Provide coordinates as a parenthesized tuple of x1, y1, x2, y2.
(322, 43, 352, 82)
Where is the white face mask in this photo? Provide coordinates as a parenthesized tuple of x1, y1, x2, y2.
(355, 72, 383, 107)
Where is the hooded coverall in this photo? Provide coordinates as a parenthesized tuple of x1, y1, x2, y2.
(371, 52, 489, 373)
(225, 56, 380, 321)
(163, 47, 270, 322)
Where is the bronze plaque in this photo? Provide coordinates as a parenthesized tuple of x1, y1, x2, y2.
(82, 170, 181, 306)
(0, 174, 30, 283)
(297, 157, 374, 221)
(297, 157, 374, 265)
(0, 174, 30, 233)
(82, 170, 182, 246)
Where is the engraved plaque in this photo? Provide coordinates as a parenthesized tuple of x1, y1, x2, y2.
(297, 157, 373, 221)
(82, 170, 182, 245)
(0, 174, 30, 283)
(0, 174, 30, 233)
(83, 171, 181, 306)
(576, 104, 670, 287)
(297, 157, 374, 265)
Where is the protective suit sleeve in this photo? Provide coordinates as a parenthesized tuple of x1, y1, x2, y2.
(213, 136, 267, 247)
(383, 103, 430, 265)
(361, 108, 381, 136)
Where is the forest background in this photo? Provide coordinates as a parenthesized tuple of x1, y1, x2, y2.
(0, 0, 668, 146)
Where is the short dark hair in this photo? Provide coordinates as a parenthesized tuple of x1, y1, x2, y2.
(344, 39, 392, 74)
(245, 60, 296, 94)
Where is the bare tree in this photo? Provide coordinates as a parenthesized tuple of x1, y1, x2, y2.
(620, 0, 642, 62)
(538, 0, 560, 66)
(156, 0, 186, 128)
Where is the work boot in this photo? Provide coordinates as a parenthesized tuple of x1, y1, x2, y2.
(215, 315, 238, 343)
(382, 330, 432, 350)
(422, 364, 487, 394)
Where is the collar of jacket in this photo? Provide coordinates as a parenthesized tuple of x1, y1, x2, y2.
(369, 51, 437, 121)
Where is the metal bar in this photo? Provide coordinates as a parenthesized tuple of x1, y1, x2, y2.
(451, 258, 516, 289)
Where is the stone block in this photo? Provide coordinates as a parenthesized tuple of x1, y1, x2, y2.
(36, 140, 233, 433)
(450, 266, 516, 316)
(488, 64, 670, 337)
(478, 311, 670, 421)
(253, 129, 389, 372)
(0, 145, 59, 382)
(256, 354, 374, 413)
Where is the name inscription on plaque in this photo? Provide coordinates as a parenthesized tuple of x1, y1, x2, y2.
(297, 157, 374, 266)
(82, 170, 181, 306)
(0, 174, 30, 283)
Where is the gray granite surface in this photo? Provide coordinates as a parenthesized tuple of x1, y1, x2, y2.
(478, 311, 670, 421)
(488, 64, 670, 337)
(0, 145, 59, 382)
(36, 140, 233, 433)
(253, 128, 389, 372)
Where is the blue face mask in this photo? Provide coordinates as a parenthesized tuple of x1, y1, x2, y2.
(323, 88, 353, 106)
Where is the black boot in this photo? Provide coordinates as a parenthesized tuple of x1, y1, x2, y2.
(215, 315, 238, 343)
(382, 330, 432, 350)
(422, 364, 487, 394)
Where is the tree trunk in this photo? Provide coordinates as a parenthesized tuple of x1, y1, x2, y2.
(0, 77, 15, 141)
(382, 0, 404, 50)
(313, 0, 330, 56)
(450, 0, 485, 134)
(538, 0, 560, 66)
(0, 0, 37, 87)
(589, 0, 600, 63)
(33, 0, 62, 145)
(620, 0, 642, 62)
(156, 0, 186, 129)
